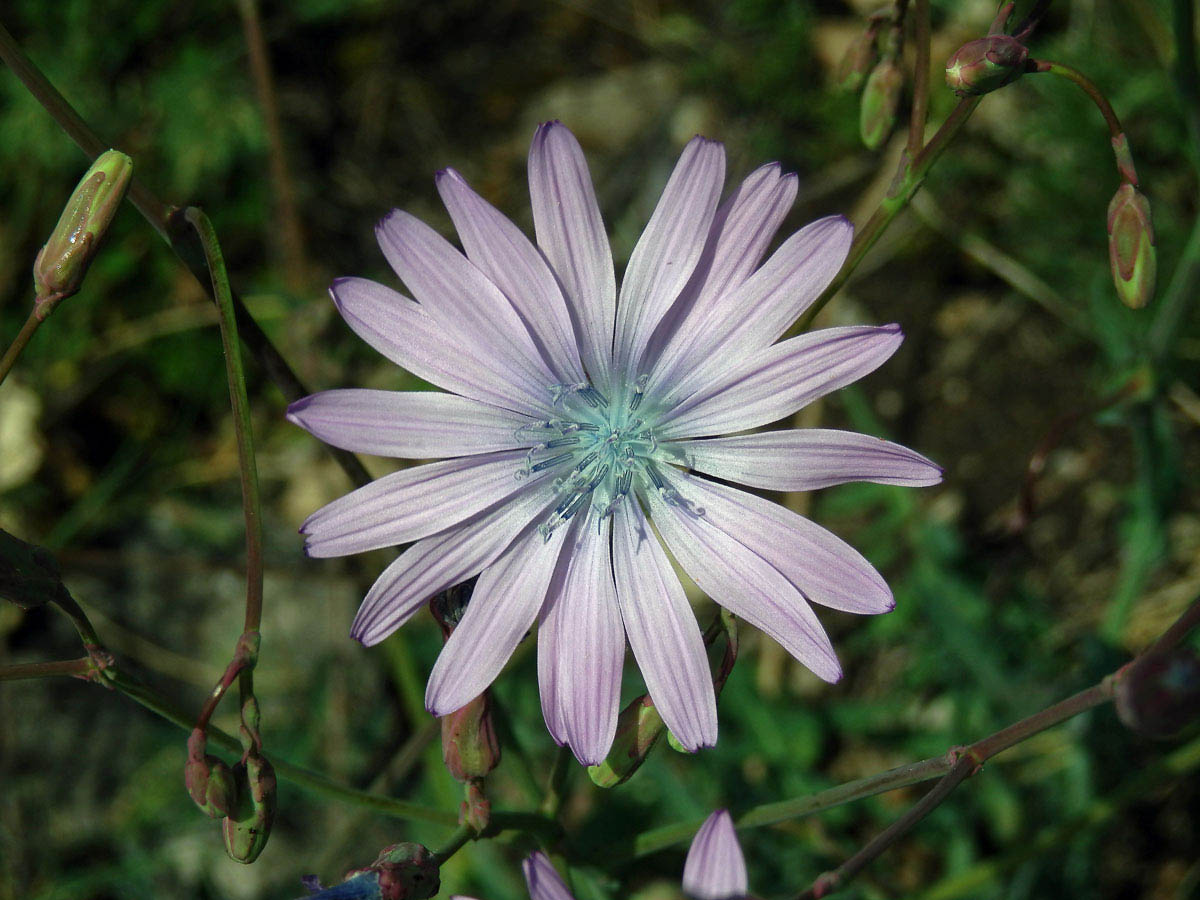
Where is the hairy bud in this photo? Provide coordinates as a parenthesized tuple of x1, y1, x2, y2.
(1107, 182, 1156, 309)
(1116, 648, 1200, 740)
(945, 35, 1029, 96)
(588, 695, 666, 788)
(441, 691, 501, 782)
(32, 150, 132, 316)
(859, 59, 903, 150)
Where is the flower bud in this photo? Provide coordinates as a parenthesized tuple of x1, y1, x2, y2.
(222, 753, 276, 863)
(859, 59, 903, 150)
(834, 22, 880, 93)
(368, 843, 440, 900)
(587, 695, 665, 788)
(32, 150, 132, 314)
(944, 35, 1029, 96)
(1107, 182, 1156, 309)
(185, 730, 239, 819)
(440, 691, 501, 782)
(1116, 648, 1200, 740)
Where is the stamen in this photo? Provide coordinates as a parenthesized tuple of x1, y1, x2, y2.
(545, 436, 581, 449)
(628, 374, 650, 412)
(530, 452, 573, 473)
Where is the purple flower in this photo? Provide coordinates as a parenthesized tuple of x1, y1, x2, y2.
(289, 121, 941, 764)
(453, 811, 747, 900)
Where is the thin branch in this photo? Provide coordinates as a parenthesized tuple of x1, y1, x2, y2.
(906, 0, 931, 159)
(0, 656, 102, 681)
(0, 310, 42, 387)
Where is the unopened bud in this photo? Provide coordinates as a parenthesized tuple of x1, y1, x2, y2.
(1107, 182, 1156, 309)
(588, 695, 665, 788)
(945, 35, 1029, 96)
(835, 22, 881, 93)
(185, 730, 239, 818)
(441, 691, 501, 782)
(222, 753, 276, 863)
(370, 843, 440, 900)
(32, 150, 132, 315)
(1116, 648, 1200, 739)
(859, 59, 903, 150)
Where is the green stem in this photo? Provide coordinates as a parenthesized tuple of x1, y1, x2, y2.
(0, 18, 373, 491)
(540, 744, 573, 819)
(182, 208, 263, 635)
(1030, 60, 1125, 139)
(796, 96, 982, 331)
(0, 310, 41, 388)
(906, 0, 931, 159)
(0, 656, 99, 681)
(431, 824, 476, 865)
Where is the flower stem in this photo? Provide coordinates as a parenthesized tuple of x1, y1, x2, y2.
(1030, 59, 1125, 140)
(796, 96, 982, 332)
(0, 656, 100, 681)
(905, 0, 931, 160)
(431, 824, 476, 865)
(0, 310, 41, 388)
(540, 744, 574, 820)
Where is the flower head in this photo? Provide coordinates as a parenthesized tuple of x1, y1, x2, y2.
(289, 121, 941, 764)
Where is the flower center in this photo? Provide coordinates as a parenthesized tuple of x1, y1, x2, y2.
(515, 376, 685, 540)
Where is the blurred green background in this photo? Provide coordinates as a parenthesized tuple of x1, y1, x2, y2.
(1, 1, 1198, 898)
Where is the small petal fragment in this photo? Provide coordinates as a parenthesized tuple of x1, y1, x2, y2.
(611, 500, 717, 752)
(538, 513, 625, 764)
(529, 122, 617, 387)
(350, 487, 554, 646)
(426, 525, 568, 716)
(287, 390, 535, 459)
(614, 136, 726, 378)
(675, 429, 943, 492)
(522, 853, 577, 900)
(682, 810, 748, 900)
(660, 325, 904, 439)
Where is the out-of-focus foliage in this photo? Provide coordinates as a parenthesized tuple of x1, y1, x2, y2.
(1, 2, 1197, 900)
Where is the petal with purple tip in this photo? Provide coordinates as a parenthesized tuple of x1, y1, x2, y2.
(675, 429, 943, 492)
(611, 500, 717, 752)
(538, 513, 624, 764)
(287, 389, 536, 459)
(682, 810, 748, 900)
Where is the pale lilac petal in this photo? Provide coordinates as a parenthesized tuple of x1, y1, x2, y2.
(286, 390, 536, 459)
(611, 500, 717, 752)
(659, 473, 893, 615)
(329, 277, 551, 417)
(425, 525, 569, 715)
(301, 450, 543, 558)
(522, 853, 576, 900)
(350, 486, 554, 645)
(614, 137, 726, 378)
(647, 164, 798, 388)
(537, 513, 624, 764)
(666, 216, 853, 382)
(675, 429, 943, 492)
(375, 210, 557, 394)
(436, 168, 585, 383)
(682, 810, 748, 900)
(529, 122, 616, 387)
(648, 486, 841, 682)
(658, 325, 904, 439)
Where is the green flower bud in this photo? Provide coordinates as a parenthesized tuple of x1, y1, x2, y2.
(1116, 648, 1200, 740)
(32, 150, 132, 315)
(859, 59, 903, 150)
(440, 691, 501, 782)
(945, 35, 1029, 96)
(222, 753, 276, 863)
(1107, 183, 1156, 309)
(587, 695, 665, 788)
(834, 22, 880, 93)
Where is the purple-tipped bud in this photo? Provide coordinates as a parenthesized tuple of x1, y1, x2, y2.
(587, 695, 665, 788)
(1107, 182, 1156, 309)
(32, 150, 132, 315)
(370, 843, 440, 900)
(1116, 648, 1200, 739)
(945, 35, 1029, 96)
(682, 810, 749, 900)
(859, 59, 903, 150)
(222, 753, 276, 863)
(834, 23, 880, 93)
(441, 691, 501, 783)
